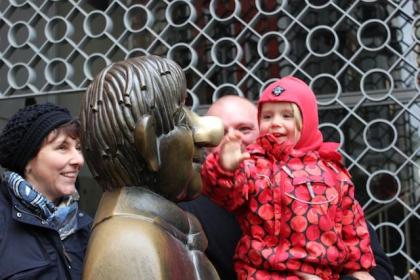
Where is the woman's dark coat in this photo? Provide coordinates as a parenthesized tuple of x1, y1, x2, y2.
(0, 181, 91, 280)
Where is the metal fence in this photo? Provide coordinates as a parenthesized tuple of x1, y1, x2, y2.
(0, 0, 419, 278)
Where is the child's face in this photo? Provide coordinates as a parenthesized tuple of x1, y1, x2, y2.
(259, 102, 301, 145)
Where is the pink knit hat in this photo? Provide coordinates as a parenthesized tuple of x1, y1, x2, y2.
(258, 76, 323, 152)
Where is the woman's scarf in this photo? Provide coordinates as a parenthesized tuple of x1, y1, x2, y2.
(3, 171, 79, 240)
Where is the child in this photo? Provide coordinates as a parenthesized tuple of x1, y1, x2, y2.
(201, 76, 376, 280)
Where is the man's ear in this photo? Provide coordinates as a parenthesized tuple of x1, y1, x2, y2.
(134, 115, 160, 172)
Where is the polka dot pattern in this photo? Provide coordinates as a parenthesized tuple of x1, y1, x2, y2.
(202, 135, 375, 279)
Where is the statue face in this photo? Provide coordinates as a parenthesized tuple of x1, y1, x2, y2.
(154, 106, 223, 201)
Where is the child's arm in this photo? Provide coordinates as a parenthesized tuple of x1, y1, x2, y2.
(339, 175, 376, 274)
(201, 129, 252, 211)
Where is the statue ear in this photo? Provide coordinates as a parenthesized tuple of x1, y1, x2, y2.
(134, 115, 160, 172)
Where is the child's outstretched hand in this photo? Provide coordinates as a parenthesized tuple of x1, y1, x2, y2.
(219, 128, 250, 171)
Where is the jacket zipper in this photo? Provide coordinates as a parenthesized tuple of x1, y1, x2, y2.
(14, 204, 73, 278)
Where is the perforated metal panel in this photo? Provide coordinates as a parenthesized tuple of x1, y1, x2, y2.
(0, 0, 419, 278)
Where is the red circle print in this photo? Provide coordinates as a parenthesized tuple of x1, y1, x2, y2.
(249, 197, 258, 212)
(289, 157, 303, 169)
(264, 235, 278, 247)
(307, 241, 326, 258)
(295, 185, 310, 200)
(343, 225, 356, 239)
(360, 238, 371, 252)
(325, 188, 337, 200)
(236, 241, 250, 259)
(276, 250, 289, 262)
(248, 213, 262, 225)
(280, 223, 291, 238)
(289, 246, 307, 258)
(342, 196, 353, 208)
(257, 188, 272, 204)
(283, 207, 293, 222)
(284, 182, 294, 193)
(248, 249, 263, 266)
(307, 208, 320, 224)
(292, 169, 309, 179)
(291, 216, 308, 232)
(258, 204, 274, 220)
(255, 270, 271, 280)
(291, 200, 308, 215)
(319, 215, 333, 231)
(301, 263, 315, 274)
(349, 246, 361, 260)
(262, 248, 274, 259)
(286, 259, 302, 270)
(356, 225, 369, 237)
(342, 209, 354, 225)
(284, 193, 293, 205)
(251, 225, 264, 238)
(306, 164, 322, 176)
(326, 246, 339, 263)
(306, 225, 321, 241)
(327, 205, 337, 219)
(361, 253, 373, 269)
(291, 232, 306, 247)
(321, 231, 337, 246)
(313, 185, 326, 195)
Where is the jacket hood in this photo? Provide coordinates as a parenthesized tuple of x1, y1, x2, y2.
(258, 76, 323, 153)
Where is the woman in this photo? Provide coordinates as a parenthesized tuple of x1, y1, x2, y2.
(0, 103, 91, 279)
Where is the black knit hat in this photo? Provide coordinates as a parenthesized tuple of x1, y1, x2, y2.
(0, 103, 73, 175)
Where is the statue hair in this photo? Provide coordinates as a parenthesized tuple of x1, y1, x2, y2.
(80, 55, 187, 191)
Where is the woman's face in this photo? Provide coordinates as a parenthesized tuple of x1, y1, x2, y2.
(24, 130, 84, 202)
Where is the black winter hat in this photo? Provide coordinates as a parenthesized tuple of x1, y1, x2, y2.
(0, 103, 73, 175)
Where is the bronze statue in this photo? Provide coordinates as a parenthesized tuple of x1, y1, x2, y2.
(80, 55, 223, 280)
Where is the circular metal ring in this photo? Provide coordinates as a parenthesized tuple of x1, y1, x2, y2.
(166, 0, 196, 27)
(7, 63, 36, 90)
(8, 21, 36, 48)
(83, 11, 113, 38)
(124, 4, 154, 33)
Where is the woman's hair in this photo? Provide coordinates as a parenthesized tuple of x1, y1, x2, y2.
(43, 120, 80, 144)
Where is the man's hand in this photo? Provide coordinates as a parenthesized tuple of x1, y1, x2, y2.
(296, 272, 323, 280)
(349, 271, 375, 280)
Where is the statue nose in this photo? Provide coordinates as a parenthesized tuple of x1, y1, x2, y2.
(184, 109, 224, 147)
(194, 115, 224, 147)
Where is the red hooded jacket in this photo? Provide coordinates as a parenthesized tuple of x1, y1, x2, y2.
(202, 76, 375, 279)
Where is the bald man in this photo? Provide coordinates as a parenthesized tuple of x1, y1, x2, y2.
(206, 96, 259, 149)
(179, 96, 256, 280)
(180, 95, 393, 280)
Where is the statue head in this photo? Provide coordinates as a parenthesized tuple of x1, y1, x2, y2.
(80, 55, 223, 201)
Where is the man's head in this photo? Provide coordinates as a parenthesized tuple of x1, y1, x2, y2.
(207, 95, 259, 148)
(80, 55, 223, 201)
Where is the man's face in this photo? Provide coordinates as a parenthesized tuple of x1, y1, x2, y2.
(207, 98, 259, 152)
(155, 106, 223, 201)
